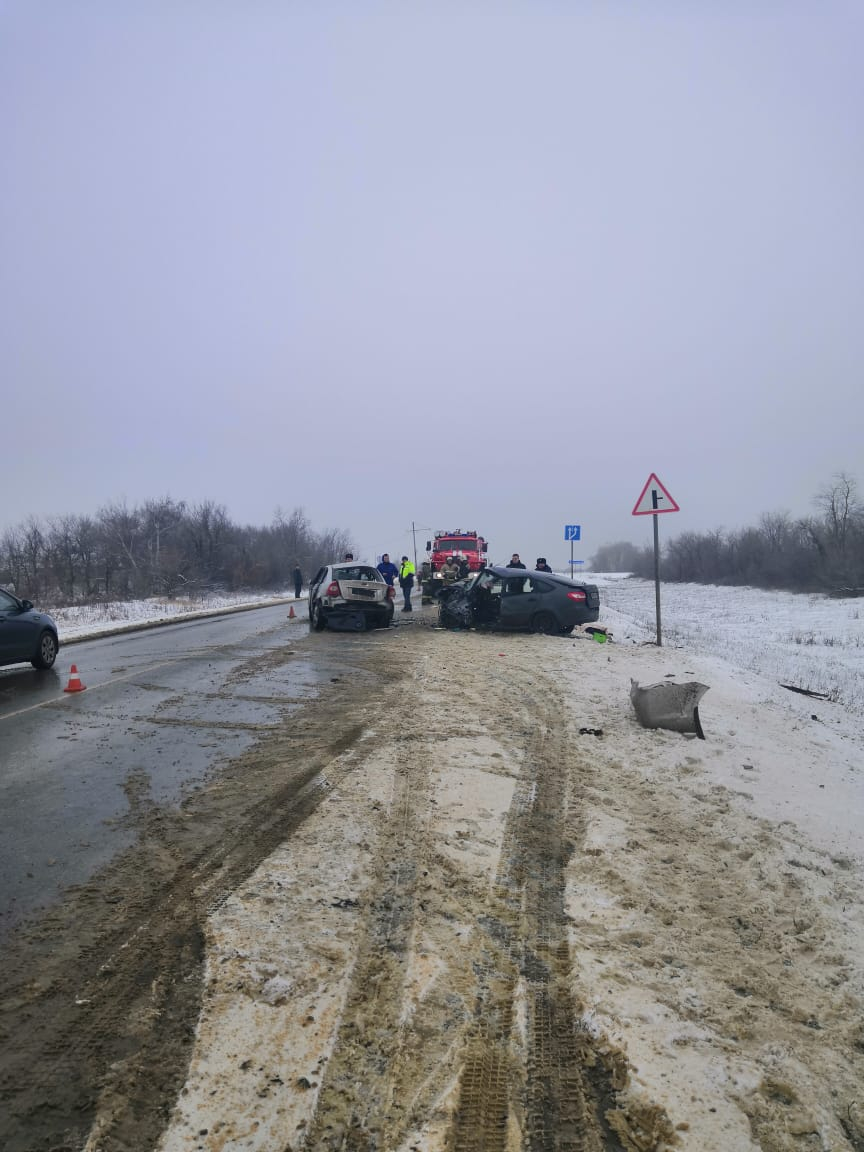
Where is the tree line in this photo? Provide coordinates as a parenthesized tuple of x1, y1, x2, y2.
(0, 499, 353, 605)
(590, 474, 864, 595)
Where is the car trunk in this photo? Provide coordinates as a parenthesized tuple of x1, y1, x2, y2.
(336, 579, 389, 606)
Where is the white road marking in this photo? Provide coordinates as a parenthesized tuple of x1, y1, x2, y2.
(0, 657, 185, 723)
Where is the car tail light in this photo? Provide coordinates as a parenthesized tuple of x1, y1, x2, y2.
(566, 589, 587, 602)
(325, 581, 341, 598)
(387, 586, 396, 599)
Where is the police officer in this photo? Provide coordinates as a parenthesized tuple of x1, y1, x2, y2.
(399, 555, 416, 611)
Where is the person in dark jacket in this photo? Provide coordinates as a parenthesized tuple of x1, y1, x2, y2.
(377, 553, 399, 586)
(293, 565, 303, 598)
(506, 553, 526, 569)
(534, 558, 553, 573)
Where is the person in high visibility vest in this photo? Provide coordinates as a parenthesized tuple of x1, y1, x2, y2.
(399, 556, 416, 612)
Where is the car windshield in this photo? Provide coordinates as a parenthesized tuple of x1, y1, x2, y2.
(438, 540, 477, 551)
(333, 565, 382, 582)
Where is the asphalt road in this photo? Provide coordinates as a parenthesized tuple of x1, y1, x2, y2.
(0, 602, 312, 938)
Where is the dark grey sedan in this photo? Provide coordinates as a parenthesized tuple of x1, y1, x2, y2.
(437, 566, 600, 634)
(0, 588, 60, 669)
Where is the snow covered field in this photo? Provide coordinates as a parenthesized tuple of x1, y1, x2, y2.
(586, 573, 864, 715)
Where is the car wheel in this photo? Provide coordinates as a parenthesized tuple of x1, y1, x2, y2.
(310, 601, 326, 632)
(32, 630, 58, 669)
(530, 611, 557, 635)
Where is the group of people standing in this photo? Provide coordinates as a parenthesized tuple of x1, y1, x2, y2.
(376, 552, 415, 612)
(439, 555, 471, 584)
(290, 550, 554, 609)
(507, 553, 553, 572)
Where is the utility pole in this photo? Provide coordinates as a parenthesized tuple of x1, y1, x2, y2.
(408, 522, 432, 573)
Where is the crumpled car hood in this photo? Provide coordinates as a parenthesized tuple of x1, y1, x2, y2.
(437, 583, 475, 629)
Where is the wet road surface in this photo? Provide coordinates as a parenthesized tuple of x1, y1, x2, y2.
(0, 603, 313, 937)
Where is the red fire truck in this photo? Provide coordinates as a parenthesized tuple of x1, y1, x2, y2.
(421, 529, 488, 602)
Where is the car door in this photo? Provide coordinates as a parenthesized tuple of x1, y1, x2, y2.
(0, 590, 35, 663)
(308, 567, 327, 606)
(499, 575, 537, 628)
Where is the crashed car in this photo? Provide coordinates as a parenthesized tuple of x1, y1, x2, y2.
(308, 563, 395, 631)
(437, 566, 600, 635)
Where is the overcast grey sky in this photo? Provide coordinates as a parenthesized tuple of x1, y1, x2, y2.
(2, 1, 862, 568)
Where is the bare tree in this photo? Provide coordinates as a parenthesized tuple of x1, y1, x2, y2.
(815, 473, 860, 556)
(142, 497, 187, 592)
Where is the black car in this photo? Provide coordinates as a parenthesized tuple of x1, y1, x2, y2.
(0, 588, 60, 669)
(437, 566, 600, 635)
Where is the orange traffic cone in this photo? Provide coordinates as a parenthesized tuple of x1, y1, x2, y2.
(288, 605, 296, 619)
(64, 664, 86, 693)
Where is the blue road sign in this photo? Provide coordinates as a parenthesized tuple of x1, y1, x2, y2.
(564, 525, 581, 541)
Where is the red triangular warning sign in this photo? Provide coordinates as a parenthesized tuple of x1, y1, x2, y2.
(632, 473, 680, 516)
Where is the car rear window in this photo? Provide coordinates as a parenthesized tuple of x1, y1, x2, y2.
(333, 566, 382, 582)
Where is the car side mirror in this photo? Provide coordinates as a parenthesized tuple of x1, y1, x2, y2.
(482, 544, 488, 553)
(425, 541, 431, 552)
(21, 599, 33, 610)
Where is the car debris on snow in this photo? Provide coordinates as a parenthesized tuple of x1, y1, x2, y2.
(630, 677, 709, 739)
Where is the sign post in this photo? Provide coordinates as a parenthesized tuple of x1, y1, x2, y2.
(632, 474, 680, 647)
(564, 525, 581, 578)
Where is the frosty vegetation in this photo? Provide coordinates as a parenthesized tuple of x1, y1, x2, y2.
(594, 573, 864, 714)
(0, 500, 351, 605)
(592, 473, 864, 596)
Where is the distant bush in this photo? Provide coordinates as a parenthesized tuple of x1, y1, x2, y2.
(0, 499, 353, 605)
(590, 473, 864, 595)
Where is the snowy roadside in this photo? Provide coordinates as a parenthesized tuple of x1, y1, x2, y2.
(139, 611, 863, 1152)
(585, 573, 864, 714)
(553, 634, 864, 1149)
(46, 574, 864, 717)
(48, 590, 307, 645)
(48, 575, 863, 1150)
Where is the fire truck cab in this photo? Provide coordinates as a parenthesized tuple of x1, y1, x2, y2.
(421, 530, 488, 602)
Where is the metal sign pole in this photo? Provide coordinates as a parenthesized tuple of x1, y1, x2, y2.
(653, 513, 662, 647)
(570, 537, 573, 576)
(632, 474, 678, 648)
